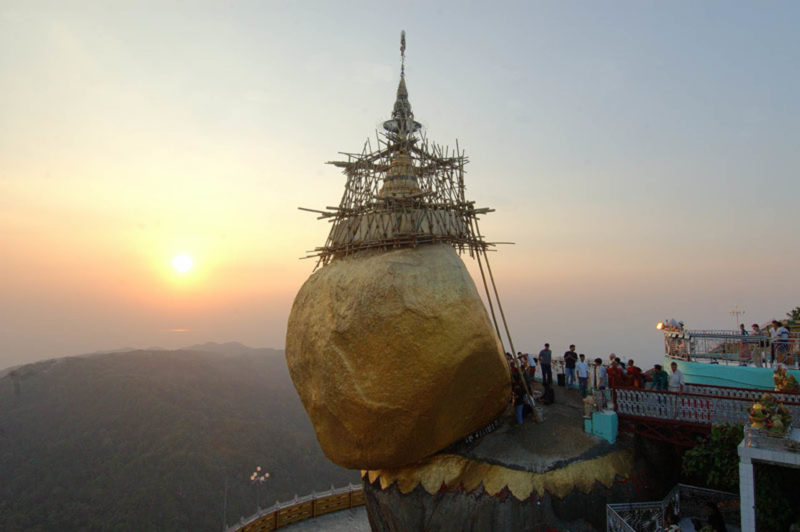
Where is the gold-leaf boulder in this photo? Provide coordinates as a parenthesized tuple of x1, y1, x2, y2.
(286, 243, 510, 469)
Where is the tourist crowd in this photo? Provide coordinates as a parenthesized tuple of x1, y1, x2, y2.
(504, 343, 689, 425)
(738, 320, 793, 367)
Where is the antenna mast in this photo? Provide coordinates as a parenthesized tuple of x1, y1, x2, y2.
(730, 305, 745, 327)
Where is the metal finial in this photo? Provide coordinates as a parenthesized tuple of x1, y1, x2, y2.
(382, 30, 420, 136)
(400, 30, 406, 77)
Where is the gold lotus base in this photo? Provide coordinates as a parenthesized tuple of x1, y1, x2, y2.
(362, 449, 633, 501)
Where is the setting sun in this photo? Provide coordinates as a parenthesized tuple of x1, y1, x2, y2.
(171, 254, 194, 274)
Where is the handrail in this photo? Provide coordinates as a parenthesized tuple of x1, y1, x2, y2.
(683, 381, 800, 393)
(612, 385, 800, 428)
(683, 383, 800, 403)
(226, 483, 365, 532)
(674, 329, 800, 338)
(664, 328, 800, 364)
(607, 484, 739, 531)
(613, 383, 800, 404)
(606, 504, 638, 532)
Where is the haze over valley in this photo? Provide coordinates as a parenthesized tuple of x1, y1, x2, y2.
(0, 343, 359, 531)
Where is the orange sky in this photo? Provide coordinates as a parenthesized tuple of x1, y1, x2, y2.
(1, 2, 799, 369)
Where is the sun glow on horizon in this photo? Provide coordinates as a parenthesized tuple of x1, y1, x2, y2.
(171, 254, 195, 275)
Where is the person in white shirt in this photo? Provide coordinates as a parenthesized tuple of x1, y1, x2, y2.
(669, 361, 685, 392)
(592, 358, 608, 409)
(526, 352, 537, 382)
(772, 320, 790, 366)
(576, 354, 589, 398)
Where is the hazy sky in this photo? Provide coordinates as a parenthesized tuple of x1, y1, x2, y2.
(2, 1, 799, 370)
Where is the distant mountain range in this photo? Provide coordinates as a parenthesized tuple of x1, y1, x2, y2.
(0, 342, 277, 377)
(0, 343, 359, 531)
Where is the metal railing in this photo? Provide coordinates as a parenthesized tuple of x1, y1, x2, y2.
(664, 330, 800, 366)
(613, 384, 800, 428)
(226, 483, 364, 532)
(607, 501, 663, 532)
(607, 484, 739, 531)
(685, 382, 800, 404)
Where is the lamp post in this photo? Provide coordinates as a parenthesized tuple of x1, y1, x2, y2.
(222, 476, 228, 531)
(249, 466, 270, 511)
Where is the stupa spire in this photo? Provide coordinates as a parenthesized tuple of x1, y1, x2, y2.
(383, 30, 421, 138)
(400, 29, 406, 78)
(312, 31, 483, 266)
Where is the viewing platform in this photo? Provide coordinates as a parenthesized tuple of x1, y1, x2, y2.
(451, 381, 615, 473)
(612, 383, 800, 446)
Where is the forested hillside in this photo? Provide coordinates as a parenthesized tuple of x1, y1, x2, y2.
(0, 344, 359, 531)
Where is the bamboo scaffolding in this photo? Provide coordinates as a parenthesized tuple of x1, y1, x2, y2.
(302, 119, 494, 269)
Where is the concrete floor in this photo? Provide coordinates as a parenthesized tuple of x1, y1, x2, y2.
(278, 507, 370, 532)
(451, 382, 615, 473)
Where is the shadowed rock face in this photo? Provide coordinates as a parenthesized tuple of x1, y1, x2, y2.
(286, 243, 511, 469)
(363, 481, 589, 532)
(361, 448, 666, 532)
(363, 476, 631, 532)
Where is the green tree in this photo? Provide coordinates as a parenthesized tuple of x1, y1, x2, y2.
(786, 306, 800, 321)
(755, 464, 800, 531)
(681, 423, 743, 492)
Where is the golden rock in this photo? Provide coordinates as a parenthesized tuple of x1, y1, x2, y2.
(286, 243, 510, 469)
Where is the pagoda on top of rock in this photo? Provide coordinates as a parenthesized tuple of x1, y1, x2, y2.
(303, 31, 495, 268)
(287, 32, 520, 471)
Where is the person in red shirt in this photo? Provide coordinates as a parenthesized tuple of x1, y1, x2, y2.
(626, 359, 643, 388)
(607, 358, 625, 387)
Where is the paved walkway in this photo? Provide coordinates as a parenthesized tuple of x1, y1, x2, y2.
(451, 382, 615, 473)
(278, 507, 369, 532)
